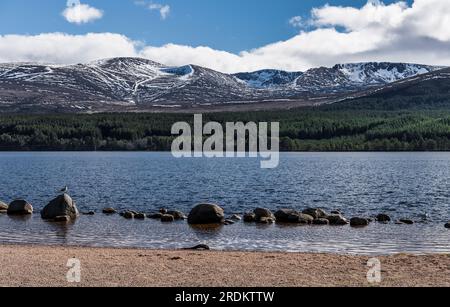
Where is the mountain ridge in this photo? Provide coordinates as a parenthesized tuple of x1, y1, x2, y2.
(0, 57, 445, 113)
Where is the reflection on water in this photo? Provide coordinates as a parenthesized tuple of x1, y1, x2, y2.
(0, 152, 449, 255)
(0, 213, 448, 255)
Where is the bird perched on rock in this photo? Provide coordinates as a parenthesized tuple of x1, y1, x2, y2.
(59, 186, 69, 194)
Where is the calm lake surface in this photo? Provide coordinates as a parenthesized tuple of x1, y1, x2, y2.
(0, 152, 449, 255)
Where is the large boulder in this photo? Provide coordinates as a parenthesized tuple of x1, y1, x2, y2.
(289, 213, 314, 224)
(7, 200, 33, 215)
(376, 214, 391, 222)
(243, 213, 256, 223)
(350, 217, 370, 227)
(313, 218, 330, 225)
(274, 209, 313, 224)
(254, 208, 275, 222)
(41, 194, 79, 220)
(326, 214, 349, 226)
(188, 203, 225, 225)
(0, 201, 8, 213)
(274, 209, 298, 222)
(302, 208, 328, 219)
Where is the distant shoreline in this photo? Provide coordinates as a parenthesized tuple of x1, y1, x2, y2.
(0, 244, 448, 287)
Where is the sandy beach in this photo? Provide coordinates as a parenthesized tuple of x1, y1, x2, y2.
(0, 244, 448, 287)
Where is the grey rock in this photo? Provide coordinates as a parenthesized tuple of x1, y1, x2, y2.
(123, 211, 134, 219)
(254, 208, 275, 221)
(313, 218, 330, 225)
(148, 213, 163, 219)
(167, 210, 187, 220)
(41, 194, 79, 220)
(135, 213, 146, 219)
(7, 199, 33, 215)
(350, 217, 370, 227)
(256, 217, 275, 224)
(224, 220, 235, 225)
(326, 214, 349, 226)
(302, 208, 328, 219)
(161, 214, 175, 222)
(188, 203, 225, 225)
(103, 208, 117, 214)
(288, 213, 314, 224)
(376, 214, 391, 222)
(182, 244, 210, 251)
(243, 213, 256, 223)
(274, 209, 299, 222)
(399, 219, 414, 225)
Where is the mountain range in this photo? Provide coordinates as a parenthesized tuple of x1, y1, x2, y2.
(0, 57, 446, 113)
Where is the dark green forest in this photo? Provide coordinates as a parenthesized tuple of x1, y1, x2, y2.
(2, 107, 450, 151)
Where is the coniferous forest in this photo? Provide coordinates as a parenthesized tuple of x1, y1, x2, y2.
(2, 107, 450, 151)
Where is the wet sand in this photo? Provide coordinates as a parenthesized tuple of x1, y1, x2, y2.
(0, 244, 448, 287)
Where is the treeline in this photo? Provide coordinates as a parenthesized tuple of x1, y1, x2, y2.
(1, 109, 450, 151)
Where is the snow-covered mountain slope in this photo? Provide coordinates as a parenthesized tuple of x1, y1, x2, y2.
(294, 62, 442, 93)
(0, 58, 445, 112)
(233, 69, 303, 88)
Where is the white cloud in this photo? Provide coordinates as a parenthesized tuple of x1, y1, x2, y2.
(136, 1, 171, 20)
(62, 1, 103, 24)
(288, 16, 303, 28)
(2, 0, 450, 73)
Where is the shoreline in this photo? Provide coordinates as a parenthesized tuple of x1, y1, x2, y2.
(1, 244, 448, 287)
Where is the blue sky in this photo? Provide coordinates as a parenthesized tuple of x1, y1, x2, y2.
(0, 0, 412, 53)
(0, 0, 448, 73)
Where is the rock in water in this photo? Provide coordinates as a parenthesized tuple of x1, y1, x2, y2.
(123, 211, 134, 219)
(103, 208, 117, 214)
(188, 203, 225, 225)
(326, 214, 349, 226)
(135, 213, 146, 219)
(399, 219, 414, 225)
(274, 209, 299, 222)
(167, 210, 187, 220)
(243, 213, 256, 223)
(445, 222, 450, 229)
(302, 208, 328, 219)
(376, 214, 391, 222)
(7, 200, 33, 215)
(161, 214, 175, 222)
(41, 194, 79, 220)
(254, 208, 275, 222)
(148, 213, 163, 219)
(275, 209, 316, 224)
(313, 218, 330, 225)
(350, 217, 370, 227)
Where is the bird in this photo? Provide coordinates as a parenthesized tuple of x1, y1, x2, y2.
(59, 186, 69, 194)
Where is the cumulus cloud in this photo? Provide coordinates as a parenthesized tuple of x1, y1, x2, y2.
(288, 16, 303, 28)
(136, 1, 171, 20)
(62, 0, 103, 24)
(2, 0, 450, 73)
